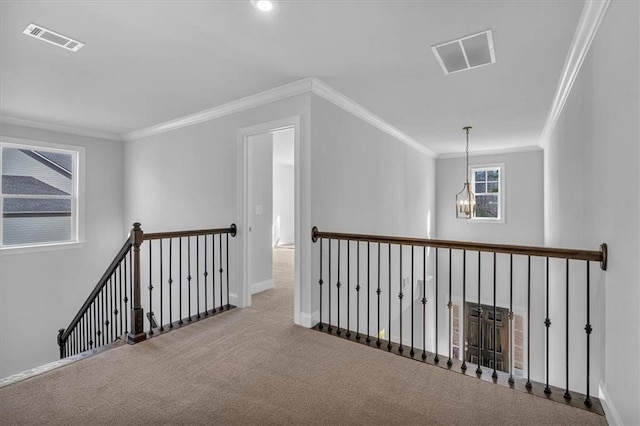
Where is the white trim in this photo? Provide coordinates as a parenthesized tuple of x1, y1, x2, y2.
(300, 310, 319, 328)
(309, 79, 436, 158)
(0, 115, 122, 142)
(438, 145, 541, 159)
(251, 279, 274, 295)
(599, 381, 624, 426)
(123, 79, 313, 141)
(539, 0, 611, 149)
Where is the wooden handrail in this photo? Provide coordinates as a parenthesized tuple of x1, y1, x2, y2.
(143, 224, 236, 241)
(311, 227, 608, 270)
(59, 236, 133, 344)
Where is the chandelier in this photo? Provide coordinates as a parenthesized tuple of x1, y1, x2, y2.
(455, 126, 476, 219)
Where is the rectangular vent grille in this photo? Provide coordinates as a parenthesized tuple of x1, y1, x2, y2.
(22, 23, 84, 52)
(432, 30, 495, 75)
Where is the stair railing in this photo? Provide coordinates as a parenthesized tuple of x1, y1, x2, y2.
(58, 222, 236, 358)
(311, 226, 607, 413)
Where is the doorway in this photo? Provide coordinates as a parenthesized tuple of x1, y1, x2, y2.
(464, 302, 510, 373)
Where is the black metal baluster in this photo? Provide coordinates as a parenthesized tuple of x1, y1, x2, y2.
(544, 257, 551, 394)
(355, 242, 360, 340)
(564, 258, 571, 400)
(476, 251, 482, 376)
(204, 235, 208, 316)
(434, 248, 439, 363)
(422, 246, 427, 360)
(179, 238, 184, 324)
(584, 261, 592, 407)
(318, 239, 323, 330)
(188, 236, 192, 322)
(149, 240, 154, 334)
(226, 233, 230, 309)
(508, 254, 514, 385)
(387, 243, 392, 351)
(118, 263, 123, 338)
(100, 289, 105, 346)
(526, 255, 532, 390)
(346, 240, 351, 338)
(196, 236, 201, 319)
(492, 252, 498, 379)
(124, 254, 129, 334)
(398, 245, 404, 354)
(328, 239, 333, 332)
(169, 239, 174, 328)
(212, 234, 216, 312)
(337, 239, 341, 335)
(411, 246, 415, 357)
(365, 242, 370, 343)
(376, 243, 381, 347)
(160, 239, 164, 331)
(448, 248, 453, 367)
(110, 274, 115, 341)
(89, 303, 94, 349)
(461, 250, 467, 372)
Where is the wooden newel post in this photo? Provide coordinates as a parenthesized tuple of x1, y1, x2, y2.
(127, 222, 147, 344)
(57, 328, 66, 359)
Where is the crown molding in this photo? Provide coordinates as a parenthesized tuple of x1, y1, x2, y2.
(0, 115, 122, 142)
(309, 78, 436, 158)
(437, 145, 542, 159)
(539, 0, 611, 149)
(121, 78, 313, 141)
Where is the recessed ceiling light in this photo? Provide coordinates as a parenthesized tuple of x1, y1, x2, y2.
(254, 0, 274, 12)
(22, 23, 84, 52)
(432, 30, 495, 75)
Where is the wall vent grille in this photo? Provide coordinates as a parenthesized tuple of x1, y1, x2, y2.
(432, 30, 495, 75)
(22, 23, 84, 52)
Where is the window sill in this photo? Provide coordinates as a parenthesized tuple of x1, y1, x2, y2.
(0, 241, 84, 256)
(469, 218, 505, 224)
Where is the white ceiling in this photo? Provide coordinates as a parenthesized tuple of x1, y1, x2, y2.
(0, 1, 584, 154)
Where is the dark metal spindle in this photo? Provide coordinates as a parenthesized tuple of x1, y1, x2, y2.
(544, 257, 551, 394)
(149, 240, 154, 334)
(346, 241, 351, 338)
(212, 234, 216, 312)
(422, 246, 427, 360)
(356, 242, 360, 340)
(366, 242, 370, 343)
(508, 254, 514, 385)
(160, 239, 164, 331)
(564, 258, 571, 400)
(179, 238, 184, 324)
(434, 248, 439, 363)
(169, 239, 174, 328)
(448, 248, 453, 367)
(124, 254, 129, 334)
(376, 243, 381, 347)
(584, 261, 592, 407)
(319, 238, 324, 330)
(476, 251, 482, 375)
(119, 263, 123, 337)
(387, 243, 392, 351)
(220, 234, 225, 309)
(411, 245, 415, 357)
(110, 274, 115, 340)
(188, 236, 192, 322)
(461, 250, 467, 372)
(526, 255, 532, 390)
(398, 245, 403, 353)
(226, 233, 230, 308)
(337, 239, 341, 335)
(196, 236, 201, 319)
(492, 252, 498, 379)
(204, 235, 208, 316)
(328, 239, 333, 332)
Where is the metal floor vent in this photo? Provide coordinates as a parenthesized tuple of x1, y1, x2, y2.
(22, 23, 84, 52)
(432, 30, 495, 75)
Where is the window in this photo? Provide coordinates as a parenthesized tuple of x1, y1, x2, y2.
(471, 165, 503, 221)
(1, 141, 80, 248)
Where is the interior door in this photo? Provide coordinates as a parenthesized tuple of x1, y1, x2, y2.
(465, 302, 510, 373)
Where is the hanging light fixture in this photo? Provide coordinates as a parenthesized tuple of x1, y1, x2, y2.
(455, 126, 476, 219)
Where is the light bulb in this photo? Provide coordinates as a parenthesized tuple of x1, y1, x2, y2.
(255, 0, 273, 11)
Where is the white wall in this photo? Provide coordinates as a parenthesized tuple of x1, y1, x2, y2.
(309, 93, 437, 336)
(0, 123, 124, 378)
(273, 128, 294, 246)
(436, 150, 544, 245)
(249, 132, 273, 290)
(544, 2, 639, 423)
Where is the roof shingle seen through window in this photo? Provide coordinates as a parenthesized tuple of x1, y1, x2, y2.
(2, 175, 70, 196)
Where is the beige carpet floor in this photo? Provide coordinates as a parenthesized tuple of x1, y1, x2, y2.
(0, 247, 607, 425)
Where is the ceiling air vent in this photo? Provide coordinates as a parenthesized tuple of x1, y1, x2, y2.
(432, 30, 495, 75)
(22, 23, 84, 52)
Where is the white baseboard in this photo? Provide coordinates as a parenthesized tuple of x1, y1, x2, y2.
(299, 310, 319, 327)
(251, 279, 274, 295)
(599, 381, 624, 426)
(229, 292, 240, 306)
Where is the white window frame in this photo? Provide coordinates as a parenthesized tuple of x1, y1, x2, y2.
(469, 163, 505, 223)
(0, 137, 85, 252)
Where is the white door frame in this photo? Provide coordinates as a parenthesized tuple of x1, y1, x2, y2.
(236, 115, 302, 324)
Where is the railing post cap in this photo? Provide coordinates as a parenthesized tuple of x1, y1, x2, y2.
(132, 222, 142, 231)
